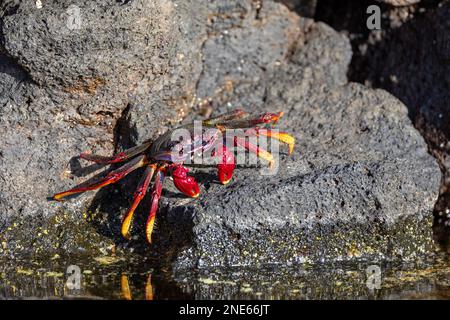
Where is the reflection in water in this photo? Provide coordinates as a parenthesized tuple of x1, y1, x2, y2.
(433, 191, 450, 252)
(0, 255, 448, 299)
(120, 274, 153, 300)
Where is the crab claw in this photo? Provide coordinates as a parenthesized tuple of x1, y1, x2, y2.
(214, 145, 235, 185)
(171, 165, 200, 198)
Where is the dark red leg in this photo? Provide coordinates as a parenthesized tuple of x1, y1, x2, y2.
(215, 111, 284, 129)
(79, 141, 152, 164)
(203, 109, 248, 126)
(121, 163, 157, 240)
(145, 167, 166, 244)
(53, 155, 146, 201)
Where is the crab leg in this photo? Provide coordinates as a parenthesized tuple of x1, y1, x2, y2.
(121, 163, 157, 240)
(234, 136, 275, 168)
(203, 109, 249, 126)
(214, 111, 284, 130)
(53, 155, 146, 201)
(246, 128, 295, 154)
(145, 167, 166, 244)
(79, 140, 152, 164)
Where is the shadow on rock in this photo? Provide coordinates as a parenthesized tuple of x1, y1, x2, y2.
(82, 105, 197, 268)
(85, 168, 197, 267)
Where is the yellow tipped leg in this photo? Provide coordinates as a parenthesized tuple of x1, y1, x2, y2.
(235, 137, 275, 168)
(257, 148, 275, 165)
(274, 132, 295, 154)
(53, 176, 119, 201)
(249, 129, 295, 155)
(121, 164, 157, 240)
(53, 190, 77, 201)
(146, 214, 156, 244)
(121, 210, 135, 240)
(145, 168, 165, 244)
(288, 142, 294, 155)
(52, 155, 146, 201)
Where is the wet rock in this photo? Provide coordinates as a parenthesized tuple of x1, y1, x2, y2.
(160, 2, 440, 268)
(0, 0, 207, 258)
(0, 0, 442, 269)
(172, 258, 450, 299)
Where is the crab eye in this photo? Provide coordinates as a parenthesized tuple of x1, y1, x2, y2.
(167, 141, 179, 150)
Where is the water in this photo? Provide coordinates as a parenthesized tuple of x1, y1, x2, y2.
(0, 253, 448, 299)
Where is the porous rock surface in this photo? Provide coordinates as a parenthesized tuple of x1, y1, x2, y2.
(0, 0, 441, 268)
(351, 1, 449, 191)
(144, 2, 440, 268)
(0, 0, 207, 258)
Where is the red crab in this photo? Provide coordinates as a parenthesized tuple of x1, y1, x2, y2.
(53, 109, 295, 243)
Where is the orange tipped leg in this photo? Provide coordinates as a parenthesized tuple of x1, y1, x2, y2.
(121, 164, 157, 240)
(80, 141, 151, 164)
(234, 136, 275, 168)
(145, 167, 165, 244)
(246, 128, 295, 154)
(53, 155, 146, 201)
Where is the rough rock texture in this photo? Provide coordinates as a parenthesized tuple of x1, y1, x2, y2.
(155, 2, 440, 268)
(350, 1, 449, 168)
(0, 0, 207, 258)
(0, 0, 442, 268)
(339, 0, 450, 246)
(277, 0, 317, 17)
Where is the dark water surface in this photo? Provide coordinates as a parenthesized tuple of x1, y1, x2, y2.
(0, 253, 448, 299)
